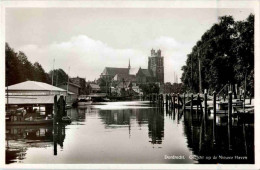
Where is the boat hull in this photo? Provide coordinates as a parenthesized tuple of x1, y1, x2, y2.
(77, 101, 92, 106)
(6, 119, 53, 126)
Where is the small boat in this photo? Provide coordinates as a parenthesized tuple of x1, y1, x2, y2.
(77, 97, 92, 106)
(6, 117, 53, 126)
(61, 116, 72, 124)
(65, 104, 72, 109)
(103, 98, 110, 102)
(184, 99, 202, 109)
(233, 106, 254, 114)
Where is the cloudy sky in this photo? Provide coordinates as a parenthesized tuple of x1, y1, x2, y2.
(6, 8, 253, 83)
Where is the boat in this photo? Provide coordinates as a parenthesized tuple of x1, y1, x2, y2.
(233, 106, 254, 114)
(184, 98, 203, 109)
(77, 96, 92, 106)
(65, 104, 72, 109)
(6, 117, 53, 126)
(61, 116, 72, 124)
(103, 98, 110, 102)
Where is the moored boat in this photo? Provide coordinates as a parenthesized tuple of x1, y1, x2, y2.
(77, 96, 92, 106)
(6, 118, 53, 126)
(61, 116, 72, 124)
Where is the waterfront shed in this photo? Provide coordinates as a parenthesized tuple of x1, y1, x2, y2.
(5, 81, 68, 116)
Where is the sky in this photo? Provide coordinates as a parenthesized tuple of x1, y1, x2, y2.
(6, 8, 254, 83)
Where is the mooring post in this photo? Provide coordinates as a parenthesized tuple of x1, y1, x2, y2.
(190, 94, 193, 114)
(249, 93, 252, 105)
(169, 94, 171, 108)
(168, 94, 171, 110)
(160, 94, 162, 107)
(204, 92, 207, 116)
(177, 93, 180, 110)
(197, 93, 200, 111)
(228, 91, 233, 150)
(170, 94, 172, 109)
(161, 94, 164, 107)
(213, 91, 216, 144)
(165, 94, 168, 109)
(161, 94, 163, 107)
(158, 94, 160, 107)
(160, 94, 162, 106)
(54, 125, 57, 155)
(173, 94, 175, 109)
(183, 93, 186, 110)
(243, 92, 246, 111)
(53, 95, 57, 125)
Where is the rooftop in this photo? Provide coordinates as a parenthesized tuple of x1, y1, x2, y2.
(102, 67, 129, 76)
(138, 68, 152, 77)
(88, 83, 100, 89)
(6, 81, 66, 92)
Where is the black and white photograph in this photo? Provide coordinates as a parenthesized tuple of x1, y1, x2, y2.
(1, 0, 259, 169)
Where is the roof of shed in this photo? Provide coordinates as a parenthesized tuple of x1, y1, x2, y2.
(6, 81, 67, 91)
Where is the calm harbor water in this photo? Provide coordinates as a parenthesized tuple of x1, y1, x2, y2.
(6, 101, 254, 164)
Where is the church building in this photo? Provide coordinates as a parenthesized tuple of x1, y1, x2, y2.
(100, 49, 164, 85)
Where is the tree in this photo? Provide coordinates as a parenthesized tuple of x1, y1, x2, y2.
(34, 62, 51, 83)
(232, 14, 254, 94)
(181, 14, 254, 95)
(6, 43, 20, 86)
(139, 83, 159, 95)
(6, 43, 51, 86)
(49, 69, 69, 86)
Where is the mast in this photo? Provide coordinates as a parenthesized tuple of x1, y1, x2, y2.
(56, 73, 58, 86)
(52, 58, 55, 86)
(191, 55, 193, 92)
(199, 58, 202, 94)
(6, 76, 9, 111)
(67, 67, 70, 97)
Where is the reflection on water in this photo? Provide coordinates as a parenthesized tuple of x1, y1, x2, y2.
(6, 101, 254, 164)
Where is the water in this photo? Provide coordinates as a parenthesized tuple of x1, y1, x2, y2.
(6, 101, 254, 164)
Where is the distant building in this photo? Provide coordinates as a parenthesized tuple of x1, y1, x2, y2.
(58, 82, 81, 103)
(86, 83, 101, 94)
(148, 49, 164, 84)
(100, 49, 164, 85)
(70, 76, 87, 95)
(136, 68, 153, 83)
(58, 82, 81, 95)
(5, 81, 68, 117)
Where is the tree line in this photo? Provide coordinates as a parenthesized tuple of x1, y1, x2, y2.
(181, 14, 254, 96)
(5, 43, 68, 87)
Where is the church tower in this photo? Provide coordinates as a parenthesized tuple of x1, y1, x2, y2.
(148, 49, 164, 84)
(128, 58, 131, 69)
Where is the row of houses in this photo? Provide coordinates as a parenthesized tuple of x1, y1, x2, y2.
(63, 76, 143, 98)
(57, 76, 102, 96)
(5, 78, 102, 106)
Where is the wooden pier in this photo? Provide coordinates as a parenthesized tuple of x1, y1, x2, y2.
(147, 90, 254, 125)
